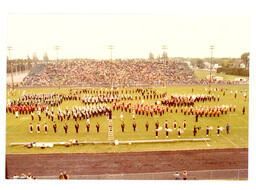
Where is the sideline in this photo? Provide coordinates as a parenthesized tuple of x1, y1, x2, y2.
(26, 168, 248, 180)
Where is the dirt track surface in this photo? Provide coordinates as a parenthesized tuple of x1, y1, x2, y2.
(6, 148, 248, 179)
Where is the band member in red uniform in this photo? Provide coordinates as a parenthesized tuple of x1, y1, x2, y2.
(38, 111, 41, 121)
(36, 123, 40, 134)
(145, 121, 149, 131)
(155, 120, 159, 130)
(217, 126, 221, 136)
(15, 110, 19, 118)
(121, 121, 125, 132)
(64, 123, 68, 134)
(178, 126, 182, 138)
(120, 111, 124, 121)
(233, 105, 236, 112)
(164, 120, 168, 129)
(132, 121, 136, 132)
(86, 123, 90, 132)
(193, 125, 197, 136)
(155, 127, 160, 138)
(96, 122, 100, 133)
(206, 126, 210, 136)
(44, 123, 48, 134)
(31, 112, 34, 121)
(53, 122, 57, 133)
(75, 123, 79, 134)
(242, 106, 245, 115)
(132, 112, 135, 120)
(51, 112, 54, 121)
(29, 123, 33, 133)
(163, 120, 168, 138)
(173, 120, 177, 130)
(155, 120, 160, 138)
(183, 120, 186, 130)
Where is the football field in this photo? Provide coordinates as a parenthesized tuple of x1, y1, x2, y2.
(6, 85, 248, 154)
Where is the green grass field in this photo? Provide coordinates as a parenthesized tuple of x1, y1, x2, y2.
(194, 69, 248, 81)
(6, 85, 248, 154)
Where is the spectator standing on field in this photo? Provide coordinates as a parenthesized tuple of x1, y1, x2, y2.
(63, 171, 69, 179)
(13, 174, 19, 179)
(183, 170, 188, 180)
(59, 172, 64, 180)
(226, 123, 230, 134)
(26, 173, 33, 179)
(174, 171, 180, 180)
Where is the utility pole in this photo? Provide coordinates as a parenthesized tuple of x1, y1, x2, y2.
(162, 45, 168, 63)
(108, 45, 114, 63)
(209, 45, 215, 88)
(7, 46, 14, 90)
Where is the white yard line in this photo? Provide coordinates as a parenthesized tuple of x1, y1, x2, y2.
(198, 108, 247, 148)
(222, 135, 239, 148)
(203, 137, 210, 147)
(233, 115, 248, 123)
(198, 119, 211, 147)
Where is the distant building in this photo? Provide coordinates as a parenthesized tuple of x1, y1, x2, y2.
(240, 63, 246, 68)
(213, 64, 220, 69)
(204, 62, 211, 69)
(206, 75, 223, 81)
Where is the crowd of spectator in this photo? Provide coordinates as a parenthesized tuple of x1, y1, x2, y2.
(9, 170, 189, 180)
(10, 173, 36, 179)
(22, 59, 201, 87)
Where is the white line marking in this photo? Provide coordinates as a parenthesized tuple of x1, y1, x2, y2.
(222, 135, 239, 148)
(33, 168, 248, 179)
(198, 119, 211, 147)
(199, 117, 244, 148)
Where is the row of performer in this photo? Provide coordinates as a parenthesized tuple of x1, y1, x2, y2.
(27, 120, 231, 137)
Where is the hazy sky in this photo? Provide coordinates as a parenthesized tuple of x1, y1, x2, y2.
(7, 15, 250, 59)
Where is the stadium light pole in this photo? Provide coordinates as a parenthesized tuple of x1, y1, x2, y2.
(209, 45, 214, 88)
(108, 45, 114, 88)
(162, 45, 168, 63)
(55, 45, 61, 88)
(55, 45, 60, 62)
(7, 46, 14, 90)
(108, 45, 114, 63)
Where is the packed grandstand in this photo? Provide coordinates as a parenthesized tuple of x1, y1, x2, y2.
(18, 59, 234, 87)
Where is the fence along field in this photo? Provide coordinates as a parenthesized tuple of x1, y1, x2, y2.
(6, 85, 248, 154)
